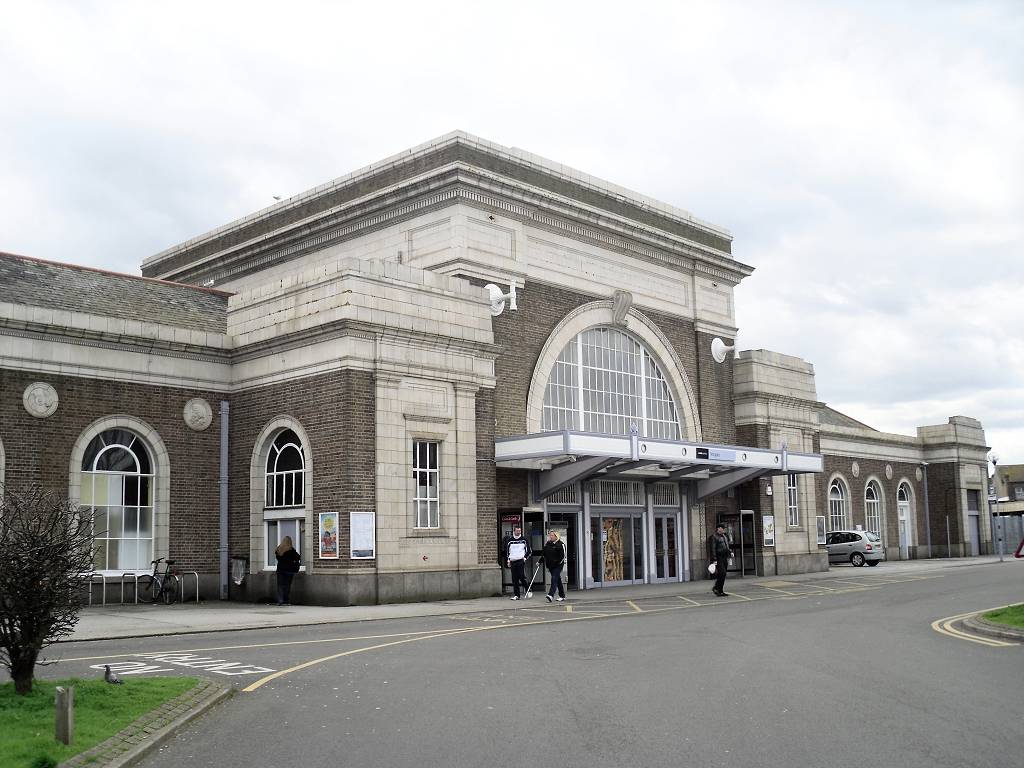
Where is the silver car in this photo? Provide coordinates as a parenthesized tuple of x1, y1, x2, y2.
(825, 530, 885, 567)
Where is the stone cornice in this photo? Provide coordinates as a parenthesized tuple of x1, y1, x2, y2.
(150, 166, 750, 288)
(144, 131, 732, 275)
(0, 322, 231, 364)
(231, 319, 500, 364)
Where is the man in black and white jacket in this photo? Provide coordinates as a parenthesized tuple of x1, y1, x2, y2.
(505, 525, 532, 600)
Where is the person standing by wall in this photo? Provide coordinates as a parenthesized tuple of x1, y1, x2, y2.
(275, 536, 301, 605)
(542, 530, 567, 602)
(505, 525, 532, 600)
(707, 523, 732, 597)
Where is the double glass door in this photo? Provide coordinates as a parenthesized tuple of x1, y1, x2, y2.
(590, 514, 644, 585)
(652, 515, 678, 581)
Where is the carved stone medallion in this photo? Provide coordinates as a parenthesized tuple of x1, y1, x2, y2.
(915, 467, 923, 482)
(885, 464, 893, 480)
(183, 398, 213, 431)
(23, 382, 59, 418)
(851, 461, 860, 478)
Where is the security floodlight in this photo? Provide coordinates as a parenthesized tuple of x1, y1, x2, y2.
(711, 337, 735, 364)
(485, 283, 518, 316)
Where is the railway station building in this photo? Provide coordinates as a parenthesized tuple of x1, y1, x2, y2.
(0, 132, 995, 604)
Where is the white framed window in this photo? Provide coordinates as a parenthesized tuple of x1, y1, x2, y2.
(542, 327, 681, 439)
(864, 481, 882, 536)
(266, 518, 305, 568)
(81, 429, 154, 571)
(264, 428, 307, 569)
(828, 478, 848, 531)
(786, 473, 800, 528)
(266, 429, 306, 508)
(412, 440, 439, 529)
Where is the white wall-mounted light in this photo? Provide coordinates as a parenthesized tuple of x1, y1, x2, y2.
(711, 337, 735, 364)
(485, 283, 518, 316)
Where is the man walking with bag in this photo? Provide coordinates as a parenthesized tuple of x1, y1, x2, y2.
(707, 522, 732, 597)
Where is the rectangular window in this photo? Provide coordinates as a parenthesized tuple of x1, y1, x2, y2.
(786, 474, 800, 528)
(412, 440, 440, 529)
(266, 518, 305, 569)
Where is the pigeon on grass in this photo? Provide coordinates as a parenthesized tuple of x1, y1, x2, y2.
(104, 665, 123, 684)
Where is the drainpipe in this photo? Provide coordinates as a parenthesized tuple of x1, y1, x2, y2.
(921, 462, 932, 559)
(219, 401, 230, 600)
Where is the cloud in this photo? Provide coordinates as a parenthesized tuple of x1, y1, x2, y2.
(0, 1, 1020, 459)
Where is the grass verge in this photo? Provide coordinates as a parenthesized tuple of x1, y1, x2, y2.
(0, 676, 197, 768)
(983, 603, 1024, 629)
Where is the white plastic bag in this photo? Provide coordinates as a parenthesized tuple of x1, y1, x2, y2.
(707, 562, 717, 575)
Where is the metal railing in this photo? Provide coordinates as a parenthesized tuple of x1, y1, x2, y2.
(173, 571, 200, 603)
(120, 573, 140, 604)
(82, 570, 200, 605)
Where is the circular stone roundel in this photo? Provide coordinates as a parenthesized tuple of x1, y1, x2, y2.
(183, 398, 213, 432)
(23, 382, 59, 418)
(885, 464, 894, 480)
(851, 461, 860, 478)
(916, 467, 923, 482)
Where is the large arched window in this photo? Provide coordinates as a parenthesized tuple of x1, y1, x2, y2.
(542, 327, 681, 439)
(828, 478, 848, 531)
(81, 429, 154, 571)
(264, 429, 307, 568)
(864, 481, 882, 536)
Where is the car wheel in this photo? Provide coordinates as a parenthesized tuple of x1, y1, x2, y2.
(850, 552, 866, 567)
(867, 560, 880, 567)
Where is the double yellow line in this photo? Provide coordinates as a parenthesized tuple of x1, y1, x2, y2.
(931, 608, 1020, 648)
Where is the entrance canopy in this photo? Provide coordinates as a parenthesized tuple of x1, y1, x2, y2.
(495, 430, 823, 501)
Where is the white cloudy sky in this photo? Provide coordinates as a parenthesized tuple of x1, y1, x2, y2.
(2, 1, 1021, 463)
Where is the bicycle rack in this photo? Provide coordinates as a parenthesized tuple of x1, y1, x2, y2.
(87, 573, 106, 606)
(120, 573, 140, 605)
(173, 571, 200, 603)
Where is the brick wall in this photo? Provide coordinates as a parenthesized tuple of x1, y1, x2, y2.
(228, 369, 376, 570)
(475, 388, 497, 565)
(818, 456, 927, 550)
(0, 369, 222, 572)
(923, 461, 962, 550)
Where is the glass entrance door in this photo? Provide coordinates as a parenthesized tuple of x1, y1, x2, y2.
(721, 512, 756, 576)
(652, 515, 678, 581)
(590, 514, 644, 586)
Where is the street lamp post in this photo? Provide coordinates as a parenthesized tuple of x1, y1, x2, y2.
(990, 452, 1004, 562)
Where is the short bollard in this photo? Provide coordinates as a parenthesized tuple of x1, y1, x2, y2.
(55, 685, 74, 745)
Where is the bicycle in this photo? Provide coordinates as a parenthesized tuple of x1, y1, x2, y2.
(138, 557, 179, 604)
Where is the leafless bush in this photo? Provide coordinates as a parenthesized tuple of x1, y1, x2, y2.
(0, 486, 94, 694)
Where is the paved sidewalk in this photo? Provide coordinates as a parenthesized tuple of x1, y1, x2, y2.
(68, 555, 1019, 642)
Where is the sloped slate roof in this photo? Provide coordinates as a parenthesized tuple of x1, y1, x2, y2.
(819, 406, 878, 431)
(0, 252, 230, 334)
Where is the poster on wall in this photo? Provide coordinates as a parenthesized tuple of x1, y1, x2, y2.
(816, 516, 827, 545)
(762, 515, 775, 547)
(351, 511, 375, 559)
(319, 512, 339, 559)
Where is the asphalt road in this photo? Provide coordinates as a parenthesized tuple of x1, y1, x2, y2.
(43, 563, 1024, 768)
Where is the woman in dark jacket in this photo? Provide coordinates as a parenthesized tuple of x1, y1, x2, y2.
(274, 536, 301, 605)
